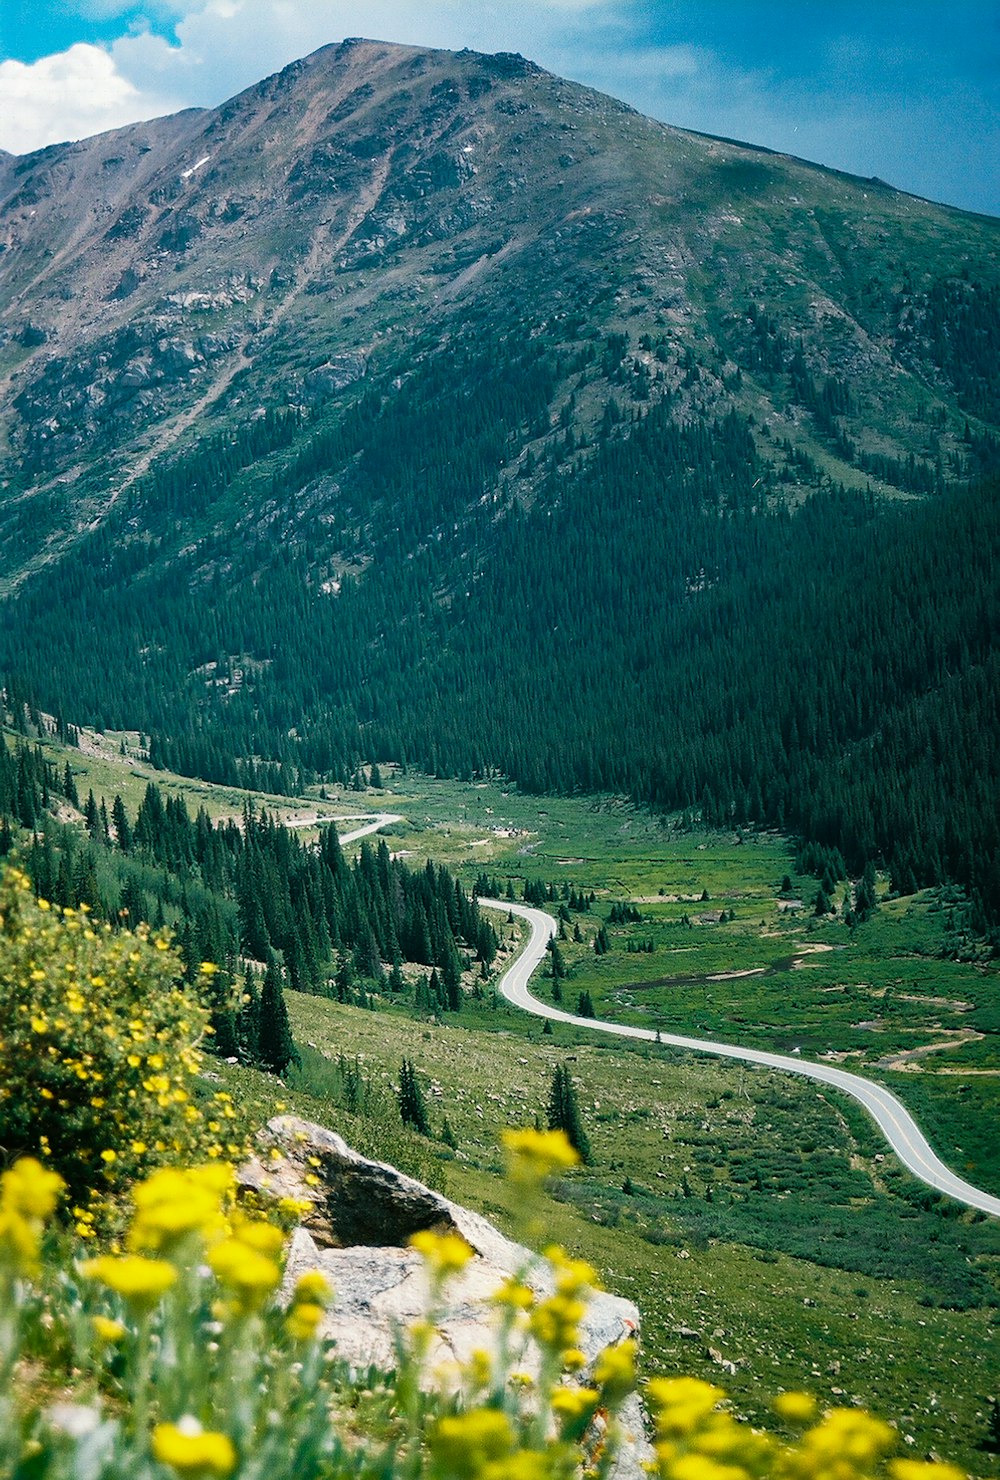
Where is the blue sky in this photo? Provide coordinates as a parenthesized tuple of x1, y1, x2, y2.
(1, 1, 997, 216)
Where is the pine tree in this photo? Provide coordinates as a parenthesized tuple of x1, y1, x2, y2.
(83, 790, 100, 838)
(398, 1058, 430, 1134)
(62, 763, 79, 809)
(258, 954, 298, 1075)
(111, 794, 131, 853)
(547, 1063, 591, 1163)
(238, 967, 261, 1063)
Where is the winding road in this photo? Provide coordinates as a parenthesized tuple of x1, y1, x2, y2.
(337, 813, 404, 845)
(481, 899, 1000, 1219)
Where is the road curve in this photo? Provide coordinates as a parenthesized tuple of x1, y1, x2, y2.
(480, 899, 1000, 1220)
(338, 813, 404, 845)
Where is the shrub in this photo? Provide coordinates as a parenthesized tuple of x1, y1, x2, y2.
(0, 867, 246, 1205)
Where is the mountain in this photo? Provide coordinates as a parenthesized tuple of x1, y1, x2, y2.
(1, 40, 999, 919)
(2, 38, 998, 531)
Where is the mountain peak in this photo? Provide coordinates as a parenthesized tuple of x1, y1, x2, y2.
(0, 36, 997, 532)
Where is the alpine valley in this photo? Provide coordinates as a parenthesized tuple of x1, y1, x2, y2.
(0, 37, 998, 920)
(3, 36, 1000, 1473)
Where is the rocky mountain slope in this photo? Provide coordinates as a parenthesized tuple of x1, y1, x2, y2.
(1, 37, 998, 574)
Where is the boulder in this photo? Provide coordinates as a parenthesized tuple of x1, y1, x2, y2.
(242, 1116, 649, 1478)
(302, 353, 367, 402)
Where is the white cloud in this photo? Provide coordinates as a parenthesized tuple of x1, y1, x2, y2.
(0, 43, 182, 154)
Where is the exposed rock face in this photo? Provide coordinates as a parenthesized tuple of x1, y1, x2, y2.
(242, 1116, 649, 1478)
(1, 34, 997, 517)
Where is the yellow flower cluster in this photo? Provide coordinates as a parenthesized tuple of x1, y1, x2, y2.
(0, 869, 248, 1203)
(285, 1269, 333, 1343)
(411, 1228, 475, 1284)
(645, 1377, 966, 1480)
(81, 1253, 178, 1313)
(0, 1156, 64, 1277)
(152, 1420, 237, 1477)
(501, 1128, 579, 1186)
(78, 1160, 295, 1323)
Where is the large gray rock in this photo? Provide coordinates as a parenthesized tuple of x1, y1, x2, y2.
(242, 1116, 650, 1478)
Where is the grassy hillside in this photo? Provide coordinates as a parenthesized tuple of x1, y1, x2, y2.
(219, 989, 1000, 1473)
(2, 736, 999, 1466)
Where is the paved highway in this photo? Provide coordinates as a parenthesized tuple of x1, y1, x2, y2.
(337, 813, 403, 845)
(480, 899, 1000, 1219)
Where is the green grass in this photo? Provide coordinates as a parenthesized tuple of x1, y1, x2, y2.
(19, 738, 1000, 1195)
(9, 740, 1000, 1466)
(219, 989, 1000, 1473)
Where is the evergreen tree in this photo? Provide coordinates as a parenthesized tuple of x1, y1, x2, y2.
(83, 790, 100, 838)
(111, 794, 131, 853)
(238, 966, 262, 1063)
(398, 1058, 431, 1135)
(62, 763, 79, 809)
(547, 1063, 591, 1164)
(258, 954, 298, 1075)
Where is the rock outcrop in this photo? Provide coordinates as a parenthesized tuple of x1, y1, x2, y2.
(242, 1116, 649, 1478)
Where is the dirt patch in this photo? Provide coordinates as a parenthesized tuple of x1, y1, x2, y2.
(877, 1031, 985, 1071)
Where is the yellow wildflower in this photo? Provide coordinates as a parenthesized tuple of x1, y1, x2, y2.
(208, 1238, 281, 1312)
(292, 1270, 332, 1307)
(0, 1207, 41, 1275)
(666, 1455, 748, 1480)
(773, 1391, 818, 1425)
(546, 1246, 597, 1297)
(646, 1378, 726, 1438)
(431, 1408, 515, 1478)
(92, 1315, 126, 1344)
(551, 1384, 600, 1424)
(890, 1464, 967, 1480)
(285, 1301, 326, 1342)
(410, 1228, 474, 1280)
(129, 1164, 232, 1252)
(501, 1127, 579, 1183)
(796, 1409, 896, 1472)
(81, 1254, 177, 1311)
(529, 1292, 587, 1352)
(466, 1347, 493, 1390)
(492, 1277, 535, 1312)
(594, 1339, 637, 1403)
(151, 1420, 237, 1477)
(229, 1217, 285, 1257)
(1, 1158, 64, 1219)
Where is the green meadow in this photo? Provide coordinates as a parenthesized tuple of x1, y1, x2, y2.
(14, 733, 1000, 1469)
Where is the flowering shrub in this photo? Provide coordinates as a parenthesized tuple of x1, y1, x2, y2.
(0, 868, 247, 1204)
(0, 1131, 971, 1480)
